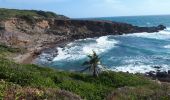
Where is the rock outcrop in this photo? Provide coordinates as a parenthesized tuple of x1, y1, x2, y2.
(0, 18, 166, 63)
(0, 18, 165, 47)
(48, 20, 166, 39)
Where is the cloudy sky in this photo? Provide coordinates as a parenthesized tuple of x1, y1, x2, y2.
(0, 0, 170, 18)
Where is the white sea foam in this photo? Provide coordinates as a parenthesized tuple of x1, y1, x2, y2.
(164, 45, 170, 49)
(53, 36, 119, 61)
(165, 27, 170, 31)
(107, 54, 170, 74)
(125, 28, 170, 40)
(110, 64, 170, 74)
(83, 36, 118, 54)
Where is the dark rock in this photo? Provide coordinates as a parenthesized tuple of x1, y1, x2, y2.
(147, 69, 170, 82)
(168, 70, 170, 74)
(146, 71, 156, 77)
(156, 71, 168, 78)
(48, 20, 166, 40)
(0, 26, 5, 30)
(157, 24, 166, 30)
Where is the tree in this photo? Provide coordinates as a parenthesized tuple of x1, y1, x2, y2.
(82, 51, 101, 77)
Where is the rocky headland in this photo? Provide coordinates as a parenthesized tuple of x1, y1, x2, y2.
(0, 8, 166, 64)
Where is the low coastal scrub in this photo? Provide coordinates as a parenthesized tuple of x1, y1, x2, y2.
(0, 44, 25, 58)
(0, 80, 81, 100)
(0, 8, 68, 20)
(107, 84, 170, 100)
(0, 57, 170, 100)
(0, 44, 22, 53)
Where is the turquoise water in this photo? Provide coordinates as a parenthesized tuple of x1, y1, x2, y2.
(88, 15, 170, 27)
(36, 15, 170, 73)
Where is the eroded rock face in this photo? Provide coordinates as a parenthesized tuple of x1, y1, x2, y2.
(2, 18, 49, 34)
(47, 20, 166, 39)
(0, 19, 166, 45)
(0, 18, 166, 47)
(0, 18, 166, 63)
(36, 20, 50, 29)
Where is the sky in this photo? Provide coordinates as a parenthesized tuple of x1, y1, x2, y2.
(0, 0, 170, 18)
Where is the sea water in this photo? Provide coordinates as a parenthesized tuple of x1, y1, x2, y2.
(36, 15, 170, 73)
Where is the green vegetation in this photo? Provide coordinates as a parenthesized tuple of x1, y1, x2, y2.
(0, 45, 170, 100)
(0, 44, 24, 58)
(107, 84, 170, 100)
(82, 51, 101, 77)
(0, 8, 68, 20)
(0, 80, 81, 100)
(0, 57, 170, 100)
(0, 44, 21, 53)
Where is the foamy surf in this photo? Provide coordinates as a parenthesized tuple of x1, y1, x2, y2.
(53, 36, 119, 61)
(125, 27, 170, 40)
(111, 64, 170, 74)
(164, 45, 170, 49)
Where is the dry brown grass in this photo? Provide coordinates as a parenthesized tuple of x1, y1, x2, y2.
(0, 80, 82, 100)
(106, 82, 170, 100)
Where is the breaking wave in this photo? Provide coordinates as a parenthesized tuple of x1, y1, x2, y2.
(36, 27, 170, 73)
(125, 27, 170, 40)
(53, 36, 119, 61)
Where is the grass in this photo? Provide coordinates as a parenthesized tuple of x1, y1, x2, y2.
(0, 80, 81, 100)
(107, 84, 170, 100)
(0, 45, 170, 99)
(0, 44, 22, 53)
(0, 57, 164, 100)
(0, 44, 25, 58)
(0, 8, 68, 20)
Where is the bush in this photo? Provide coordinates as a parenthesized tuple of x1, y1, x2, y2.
(18, 15, 36, 24)
(0, 57, 169, 99)
(107, 84, 170, 100)
(0, 8, 67, 20)
(0, 44, 22, 53)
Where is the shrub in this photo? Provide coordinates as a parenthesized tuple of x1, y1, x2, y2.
(0, 57, 169, 100)
(0, 8, 67, 20)
(18, 15, 36, 24)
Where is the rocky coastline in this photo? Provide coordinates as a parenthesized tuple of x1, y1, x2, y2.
(1, 8, 170, 100)
(0, 18, 166, 64)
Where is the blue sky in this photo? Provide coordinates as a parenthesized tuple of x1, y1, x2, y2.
(0, 0, 170, 18)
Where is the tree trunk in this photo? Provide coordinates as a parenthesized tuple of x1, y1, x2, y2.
(93, 65, 97, 77)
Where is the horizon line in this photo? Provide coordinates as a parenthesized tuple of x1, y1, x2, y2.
(73, 14, 170, 19)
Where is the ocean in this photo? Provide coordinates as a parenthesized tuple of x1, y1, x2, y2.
(36, 15, 170, 73)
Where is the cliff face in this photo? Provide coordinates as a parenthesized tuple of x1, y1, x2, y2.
(0, 18, 166, 63)
(48, 20, 165, 39)
(0, 18, 166, 49)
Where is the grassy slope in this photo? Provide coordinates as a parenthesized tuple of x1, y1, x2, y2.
(0, 44, 170, 100)
(0, 8, 68, 20)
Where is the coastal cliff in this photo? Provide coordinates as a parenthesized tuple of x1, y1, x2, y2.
(0, 18, 165, 48)
(0, 8, 166, 63)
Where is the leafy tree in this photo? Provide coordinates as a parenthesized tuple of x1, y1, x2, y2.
(82, 51, 101, 77)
